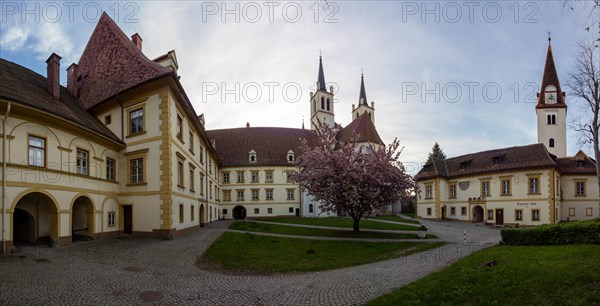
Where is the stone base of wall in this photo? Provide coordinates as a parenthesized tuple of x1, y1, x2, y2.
(1, 240, 13, 254)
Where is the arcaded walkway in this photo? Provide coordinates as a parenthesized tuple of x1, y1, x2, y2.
(0, 219, 500, 305)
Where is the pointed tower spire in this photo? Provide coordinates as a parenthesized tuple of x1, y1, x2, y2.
(317, 55, 326, 91)
(537, 36, 566, 108)
(359, 73, 368, 105)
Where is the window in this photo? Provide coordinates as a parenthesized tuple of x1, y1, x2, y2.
(209, 181, 213, 199)
(268, 208, 273, 214)
(501, 179, 511, 195)
(189, 131, 194, 152)
(176, 114, 183, 140)
(254, 208, 260, 214)
(265, 189, 273, 200)
(251, 189, 259, 201)
(236, 190, 244, 201)
(321, 97, 325, 109)
(449, 185, 456, 199)
(130, 158, 144, 183)
(199, 174, 205, 195)
(461, 207, 467, 216)
(265, 170, 273, 183)
(28, 135, 46, 167)
(286, 171, 296, 182)
(289, 207, 294, 213)
(426, 208, 432, 216)
(326, 98, 330, 111)
(529, 177, 540, 194)
(223, 190, 231, 202)
(177, 161, 184, 187)
(76, 148, 89, 175)
(586, 207, 593, 216)
(549, 138, 555, 148)
(208, 159, 213, 174)
(249, 150, 256, 163)
(515, 209, 523, 221)
(569, 208, 575, 217)
(425, 185, 433, 199)
(309, 204, 314, 213)
(251, 171, 259, 183)
(481, 181, 490, 197)
(450, 207, 456, 215)
(106, 158, 115, 181)
(179, 204, 184, 223)
(576, 181, 586, 196)
(287, 150, 295, 163)
(532, 209, 540, 221)
(191, 206, 195, 222)
(199, 146, 204, 164)
(189, 168, 195, 191)
(287, 189, 295, 200)
(547, 114, 556, 125)
(130, 108, 144, 134)
(223, 172, 230, 183)
(107, 212, 115, 227)
(487, 210, 493, 220)
(223, 209, 228, 215)
(237, 171, 244, 183)
(104, 115, 111, 125)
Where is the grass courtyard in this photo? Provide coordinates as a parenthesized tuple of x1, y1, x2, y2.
(366, 244, 600, 305)
(200, 232, 443, 273)
(254, 216, 424, 231)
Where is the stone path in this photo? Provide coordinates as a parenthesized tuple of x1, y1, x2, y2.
(0, 219, 501, 306)
(226, 229, 442, 243)
(245, 220, 422, 234)
(362, 218, 422, 227)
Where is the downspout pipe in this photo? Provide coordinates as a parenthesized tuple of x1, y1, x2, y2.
(2, 102, 12, 253)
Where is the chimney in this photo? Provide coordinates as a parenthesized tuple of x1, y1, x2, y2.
(46, 53, 62, 100)
(67, 63, 79, 97)
(132, 33, 143, 50)
(246, 122, 250, 128)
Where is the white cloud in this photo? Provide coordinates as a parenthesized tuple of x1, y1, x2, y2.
(0, 26, 29, 51)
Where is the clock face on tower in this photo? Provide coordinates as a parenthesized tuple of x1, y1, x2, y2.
(546, 92, 557, 104)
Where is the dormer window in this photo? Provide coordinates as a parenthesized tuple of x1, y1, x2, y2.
(287, 150, 295, 163)
(492, 154, 505, 164)
(249, 150, 257, 163)
(460, 159, 472, 169)
(576, 160, 585, 167)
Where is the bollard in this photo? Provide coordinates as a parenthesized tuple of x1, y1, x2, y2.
(463, 230, 467, 245)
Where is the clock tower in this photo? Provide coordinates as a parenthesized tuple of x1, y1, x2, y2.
(536, 37, 567, 158)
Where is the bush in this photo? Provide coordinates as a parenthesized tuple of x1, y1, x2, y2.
(501, 219, 600, 245)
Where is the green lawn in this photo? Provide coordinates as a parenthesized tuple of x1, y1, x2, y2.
(254, 217, 424, 231)
(230, 221, 435, 239)
(402, 212, 416, 218)
(366, 244, 600, 306)
(200, 232, 444, 273)
(365, 214, 420, 224)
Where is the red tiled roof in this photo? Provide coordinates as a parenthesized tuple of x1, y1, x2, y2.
(0, 58, 123, 145)
(76, 12, 172, 109)
(206, 127, 317, 167)
(536, 43, 567, 109)
(415, 143, 557, 180)
(337, 112, 384, 145)
(556, 150, 597, 175)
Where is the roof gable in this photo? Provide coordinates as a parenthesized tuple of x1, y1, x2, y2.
(76, 12, 172, 109)
(337, 112, 383, 145)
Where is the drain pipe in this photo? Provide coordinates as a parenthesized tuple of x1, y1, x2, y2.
(2, 102, 12, 252)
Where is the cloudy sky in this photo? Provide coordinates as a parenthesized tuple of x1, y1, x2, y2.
(1, 1, 598, 174)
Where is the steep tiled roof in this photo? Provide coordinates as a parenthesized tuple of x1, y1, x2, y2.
(556, 150, 597, 175)
(0, 58, 123, 145)
(317, 56, 326, 91)
(415, 143, 556, 180)
(76, 12, 172, 109)
(536, 42, 567, 109)
(206, 127, 317, 167)
(337, 112, 384, 145)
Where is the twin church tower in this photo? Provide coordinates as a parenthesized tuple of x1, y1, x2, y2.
(309, 56, 376, 130)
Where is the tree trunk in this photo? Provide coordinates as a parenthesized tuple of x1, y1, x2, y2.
(352, 217, 360, 232)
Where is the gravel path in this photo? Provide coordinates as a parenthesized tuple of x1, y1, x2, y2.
(0, 219, 501, 305)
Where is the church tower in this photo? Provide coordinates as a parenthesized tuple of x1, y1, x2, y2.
(351, 73, 375, 124)
(310, 56, 335, 130)
(536, 37, 567, 157)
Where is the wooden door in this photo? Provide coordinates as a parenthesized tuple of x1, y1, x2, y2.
(123, 205, 133, 234)
(495, 209, 504, 225)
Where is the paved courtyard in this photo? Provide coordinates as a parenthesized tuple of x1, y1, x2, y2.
(0, 219, 501, 305)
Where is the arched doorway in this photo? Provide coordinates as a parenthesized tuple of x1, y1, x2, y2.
(71, 196, 95, 241)
(12, 192, 59, 246)
(233, 206, 246, 220)
(472, 205, 484, 223)
(200, 204, 206, 226)
(13, 209, 35, 244)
